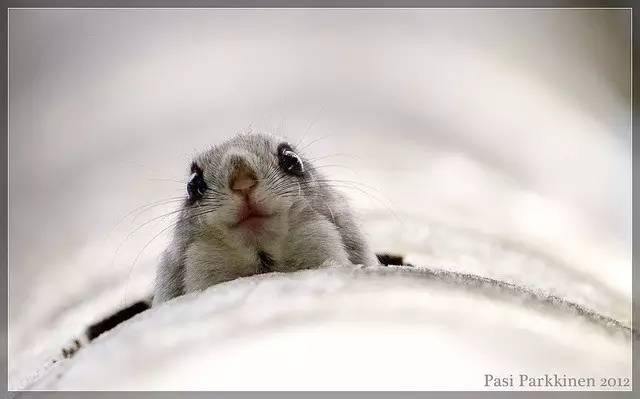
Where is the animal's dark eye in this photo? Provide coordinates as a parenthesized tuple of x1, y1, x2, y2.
(187, 164, 207, 202)
(277, 143, 304, 176)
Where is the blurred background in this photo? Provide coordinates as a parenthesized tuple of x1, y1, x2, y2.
(8, 9, 631, 389)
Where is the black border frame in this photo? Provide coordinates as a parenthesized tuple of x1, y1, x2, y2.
(2, 2, 637, 398)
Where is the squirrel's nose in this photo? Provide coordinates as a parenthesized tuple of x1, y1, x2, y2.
(230, 164, 257, 195)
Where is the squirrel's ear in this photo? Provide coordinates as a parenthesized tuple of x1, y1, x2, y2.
(190, 161, 202, 174)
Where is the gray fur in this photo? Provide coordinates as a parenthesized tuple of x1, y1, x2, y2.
(153, 133, 378, 305)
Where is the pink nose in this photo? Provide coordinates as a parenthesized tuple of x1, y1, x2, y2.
(230, 166, 257, 195)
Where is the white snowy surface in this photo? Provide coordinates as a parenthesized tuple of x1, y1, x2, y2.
(25, 265, 632, 391)
(8, 9, 631, 391)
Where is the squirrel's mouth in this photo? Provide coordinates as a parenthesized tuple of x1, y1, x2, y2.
(236, 213, 271, 226)
(232, 205, 273, 231)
